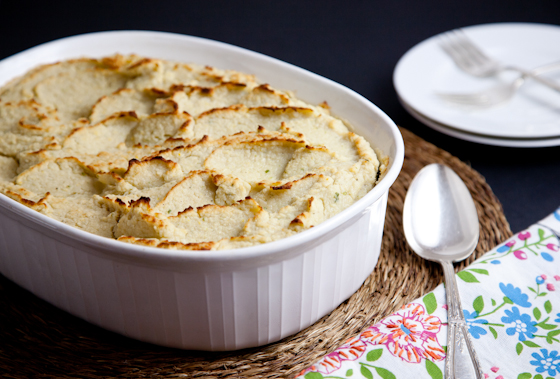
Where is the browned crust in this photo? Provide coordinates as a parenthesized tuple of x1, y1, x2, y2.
(124, 156, 177, 177)
(250, 106, 314, 115)
(117, 236, 216, 250)
(126, 57, 157, 70)
(271, 173, 318, 191)
(197, 104, 245, 118)
(5, 190, 50, 211)
(68, 111, 139, 139)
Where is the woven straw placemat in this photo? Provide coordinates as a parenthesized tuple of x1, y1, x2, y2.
(0, 127, 512, 379)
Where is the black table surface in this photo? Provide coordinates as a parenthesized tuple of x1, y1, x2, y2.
(1, 0, 559, 234)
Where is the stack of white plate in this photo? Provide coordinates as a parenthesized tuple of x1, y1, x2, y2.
(394, 23, 560, 147)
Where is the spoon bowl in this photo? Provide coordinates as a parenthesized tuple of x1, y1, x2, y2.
(403, 163, 479, 263)
(403, 163, 483, 379)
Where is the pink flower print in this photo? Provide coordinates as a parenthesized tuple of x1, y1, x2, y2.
(554, 275, 560, 281)
(491, 366, 499, 372)
(506, 240, 516, 247)
(518, 232, 531, 240)
(360, 303, 445, 363)
(514, 250, 528, 260)
(337, 337, 367, 362)
(314, 352, 342, 374)
(309, 336, 367, 374)
(442, 304, 448, 310)
(547, 283, 555, 291)
(547, 243, 559, 251)
(484, 374, 489, 379)
(496, 376, 504, 379)
(542, 275, 548, 280)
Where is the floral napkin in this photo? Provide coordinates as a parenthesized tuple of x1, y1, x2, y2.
(296, 207, 560, 379)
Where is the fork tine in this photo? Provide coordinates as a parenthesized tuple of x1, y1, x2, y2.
(448, 30, 485, 68)
(439, 32, 469, 67)
(439, 28, 500, 77)
(439, 31, 477, 67)
(452, 30, 489, 66)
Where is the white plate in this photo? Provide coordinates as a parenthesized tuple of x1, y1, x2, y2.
(394, 23, 560, 139)
(400, 96, 560, 148)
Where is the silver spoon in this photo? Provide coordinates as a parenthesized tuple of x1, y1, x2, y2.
(403, 164, 482, 379)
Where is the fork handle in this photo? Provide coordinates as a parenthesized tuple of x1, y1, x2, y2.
(507, 65, 560, 92)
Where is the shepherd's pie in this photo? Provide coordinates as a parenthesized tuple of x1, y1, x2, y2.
(0, 55, 387, 250)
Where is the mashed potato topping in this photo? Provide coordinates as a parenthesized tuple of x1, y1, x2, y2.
(0, 55, 387, 250)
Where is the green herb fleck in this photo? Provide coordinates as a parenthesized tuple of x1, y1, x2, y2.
(168, 209, 171, 213)
(334, 192, 339, 202)
(265, 169, 270, 173)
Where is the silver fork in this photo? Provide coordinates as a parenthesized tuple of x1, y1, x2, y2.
(439, 30, 560, 93)
(436, 61, 560, 107)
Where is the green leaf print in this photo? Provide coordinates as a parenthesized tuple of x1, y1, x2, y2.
(425, 359, 443, 379)
(360, 365, 373, 379)
(374, 367, 396, 379)
(538, 228, 545, 239)
(489, 326, 498, 339)
(544, 300, 552, 314)
(547, 330, 560, 344)
(305, 372, 324, 379)
(534, 375, 543, 379)
(457, 271, 479, 283)
(534, 307, 542, 321)
(516, 342, 523, 355)
(522, 340, 541, 348)
(423, 293, 437, 315)
(517, 373, 531, 379)
(346, 369, 353, 377)
(468, 268, 489, 275)
(473, 295, 484, 315)
(366, 348, 383, 362)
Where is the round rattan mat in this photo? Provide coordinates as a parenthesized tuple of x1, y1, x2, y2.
(0, 127, 512, 379)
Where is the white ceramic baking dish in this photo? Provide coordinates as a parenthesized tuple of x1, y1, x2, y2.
(0, 31, 404, 351)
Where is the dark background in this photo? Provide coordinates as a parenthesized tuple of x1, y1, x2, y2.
(1, 0, 559, 233)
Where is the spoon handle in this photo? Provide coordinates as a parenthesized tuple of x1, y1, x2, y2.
(441, 260, 484, 379)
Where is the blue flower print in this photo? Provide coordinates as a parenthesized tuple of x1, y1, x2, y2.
(536, 276, 545, 284)
(463, 310, 487, 339)
(501, 307, 537, 341)
(496, 244, 510, 253)
(499, 283, 532, 307)
(556, 313, 560, 323)
(541, 252, 554, 261)
(530, 349, 560, 377)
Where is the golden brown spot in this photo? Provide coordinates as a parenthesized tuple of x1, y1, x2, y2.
(127, 58, 155, 70)
(196, 104, 245, 118)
